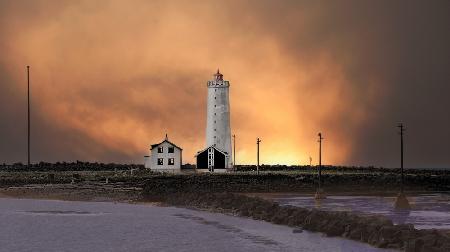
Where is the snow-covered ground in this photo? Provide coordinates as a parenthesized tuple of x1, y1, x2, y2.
(0, 198, 390, 252)
(272, 193, 450, 230)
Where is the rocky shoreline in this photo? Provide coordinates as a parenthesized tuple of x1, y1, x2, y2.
(2, 171, 450, 251)
(142, 174, 450, 252)
(145, 192, 450, 252)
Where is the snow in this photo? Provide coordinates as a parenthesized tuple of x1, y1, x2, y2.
(273, 193, 450, 229)
(0, 198, 389, 252)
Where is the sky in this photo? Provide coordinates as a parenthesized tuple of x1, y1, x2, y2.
(0, 0, 449, 168)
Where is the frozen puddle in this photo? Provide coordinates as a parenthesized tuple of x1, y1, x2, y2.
(0, 198, 390, 252)
(18, 210, 110, 216)
(173, 213, 280, 246)
(271, 193, 450, 230)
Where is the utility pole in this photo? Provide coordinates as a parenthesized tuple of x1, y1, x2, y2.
(256, 138, 261, 175)
(315, 133, 326, 199)
(318, 133, 323, 189)
(398, 123, 405, 192)
(394, 123, 410, 209)
(27, 66, 30, 168)
(232, 134, 236, 170)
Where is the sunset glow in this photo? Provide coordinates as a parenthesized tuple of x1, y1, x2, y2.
(1, 0, 449, 167)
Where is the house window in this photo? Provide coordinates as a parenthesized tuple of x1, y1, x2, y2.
(168, 147, 174, 153)
(157, 147, 164, 153)
(168, 158, 175, 165)
(157, 158, 164, 165)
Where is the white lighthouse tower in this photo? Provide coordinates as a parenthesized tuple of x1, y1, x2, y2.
(204, 69, 232, 169)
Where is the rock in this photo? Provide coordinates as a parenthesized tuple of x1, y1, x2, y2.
(271, 208, 290, 224)
(385, 241, 404, 250)
(405, 238, 424, 252)
(439, 242, 450, 251)
(421, 245, 442, 252)
(394, 192, 411, 210)
(419, 233, 438, 247)
(368, 230, 381, 246)
(324, 223, 345, 237)
(348, 227, 364, 240)
(380, 225, 398, 238)
(377, 225, 400, 247)
(287, 209, 308, 226)
(292, 228, 303, 233)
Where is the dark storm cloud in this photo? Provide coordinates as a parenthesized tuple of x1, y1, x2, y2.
(0, 0, 449, 167)
(227, 0, 450, 167)
(0, 64, 131, 163)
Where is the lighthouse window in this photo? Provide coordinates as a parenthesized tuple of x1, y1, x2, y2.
(168, 147, 174, 153)
(214, 97, 216, 99)
(157, 158, 163, 165)
(214, 129, 216, 131)
(214, 105, 216, 107)
(157, 147, 164, 153)
(214, 113, 216, 116)
(168, 158, 175, 165)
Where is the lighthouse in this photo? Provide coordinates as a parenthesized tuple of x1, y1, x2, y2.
(196, 69, 232, 171)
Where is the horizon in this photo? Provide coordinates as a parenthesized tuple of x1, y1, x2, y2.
(1, 161, 449, 170)
(1, 0, 449, 168)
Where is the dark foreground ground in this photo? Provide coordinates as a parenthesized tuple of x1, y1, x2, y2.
(1, 167, 450, 251)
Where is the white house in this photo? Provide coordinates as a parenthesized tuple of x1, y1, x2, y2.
(145, 134, 182, 172)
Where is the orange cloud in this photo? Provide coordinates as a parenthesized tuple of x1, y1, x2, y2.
(0, 0, 383, 165)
